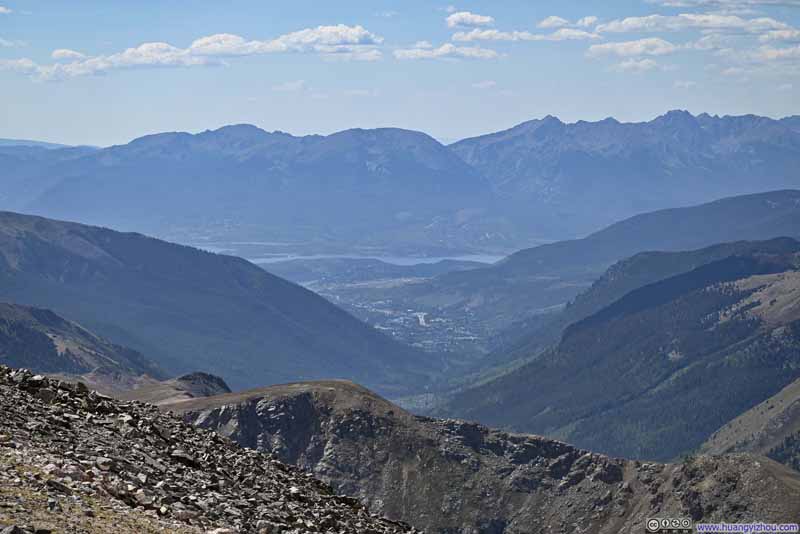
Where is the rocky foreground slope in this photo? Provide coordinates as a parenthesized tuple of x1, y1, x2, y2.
(0, 366, 417, 534)
(170, 381, 800, 534)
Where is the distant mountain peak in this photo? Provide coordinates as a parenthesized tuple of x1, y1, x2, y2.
(662, 108, 694, 117)
(209, 123, 269, 137)
(333, 126, 441, 142)
(126, 130, 193, 148)
(653, 109, 699, 127)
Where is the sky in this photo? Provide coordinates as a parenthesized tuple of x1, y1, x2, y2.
(1, 0, 799, 146)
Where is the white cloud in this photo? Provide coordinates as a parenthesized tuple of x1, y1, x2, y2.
(52, 49, 87, 60)
(0, 37, 24, 48)
(778, 82, 793, 91)
(755, 43, 800, 60)
(0, 6, 11, 14)
(691, 33, 735, 49)
(318, 47, 382, 62)
(272, 80, 306, 92)
(272, 25, 383, 53)
(394, 42, 498, 60)
(39, 42, 213, 80)
(674, 79, 698, 88)
(0, 58, 37, 74)
(538, 16, 569, 29)
(649, 0, 800, 9)
(722, 66, 748, 75)
(759, 29, 800, 42)
(596, 13, 790, 33)
(453, 28, 600, 42)
(588, 38, 679, 57)
(613, 58, 660, 71)
(472, 80, 497, 89)
(576, 16, 600, 28)
(597, 13, 789, 34)
(1, 25, 384, 81)
(549, 29, 602, 41)
(189, 25, 383, 58)
(446, 11, 495, 28)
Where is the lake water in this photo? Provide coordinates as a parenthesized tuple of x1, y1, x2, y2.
(192, 242, 506, 266)
(248, 253, 505, 266)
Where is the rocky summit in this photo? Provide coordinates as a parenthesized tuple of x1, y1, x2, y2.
(170, 381, 800, 534)
(0, 366, 417, 534)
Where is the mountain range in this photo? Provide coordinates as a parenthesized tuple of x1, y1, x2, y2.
(2, 111, 799, 253)
(0, 138, 70, 149)
(439, 239, 800, 461)
(451, 111, 800, 235)
(0, 211, 434, 394)
(1, 126, 501, 253)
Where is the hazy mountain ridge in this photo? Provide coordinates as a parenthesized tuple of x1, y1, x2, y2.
(0, 138, 72, 149)
(439, 242, 800, 461)
(2, 111, 799, 252)
(13, 125, 500, 253)
(0, 145, 99, 210)
(450, 111, 800, 234)
(482, 237, 800, 374)
(0, 210, 435, 394)
(0, 301, 164, 387)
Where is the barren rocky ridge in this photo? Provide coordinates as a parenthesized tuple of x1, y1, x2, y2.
(0, 366, 418, 534)
(171, 380, 800, 534)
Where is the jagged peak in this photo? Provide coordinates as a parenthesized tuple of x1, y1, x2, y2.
(652, 109, 699, 126)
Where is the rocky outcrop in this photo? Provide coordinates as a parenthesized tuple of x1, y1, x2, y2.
(172, 381, 800, 534)
(0, 366, 417, 534)
(116, 372, 232, 406)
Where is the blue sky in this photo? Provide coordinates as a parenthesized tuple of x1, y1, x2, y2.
(1, 0, 799, 146)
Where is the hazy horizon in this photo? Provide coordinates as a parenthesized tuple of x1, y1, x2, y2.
(3, 108, 799, 148)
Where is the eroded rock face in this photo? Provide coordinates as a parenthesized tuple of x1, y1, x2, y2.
(174, 381, 800, 534)
(0, 366, 418, 534)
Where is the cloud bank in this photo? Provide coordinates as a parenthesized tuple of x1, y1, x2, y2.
(1, 25, 384, 81)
